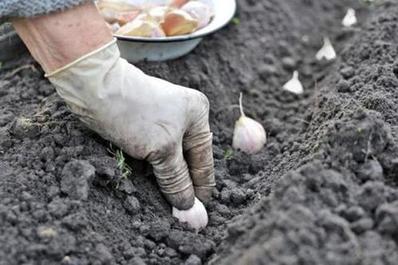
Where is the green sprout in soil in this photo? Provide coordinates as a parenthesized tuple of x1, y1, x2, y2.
(115, 149, 132, 178)
(108, 145, 132, 178)
(231, 17, 240, 25)
(224, 148, 234, 160)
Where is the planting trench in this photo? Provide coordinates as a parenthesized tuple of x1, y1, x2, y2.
(1, 0, 398, 264)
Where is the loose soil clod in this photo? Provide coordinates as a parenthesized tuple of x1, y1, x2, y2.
(1, 0, 398, 265)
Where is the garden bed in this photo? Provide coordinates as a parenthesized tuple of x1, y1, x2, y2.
(1, 0, 398, 264)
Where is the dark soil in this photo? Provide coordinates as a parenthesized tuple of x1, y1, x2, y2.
(1, 0, 398, 264)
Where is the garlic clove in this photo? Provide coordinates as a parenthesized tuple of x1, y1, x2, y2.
(316, 37, 336, 61)
(97, 0, 140, 12)
(97, 0, 142, 25)
(170, 0, 189, 7)
(232, 93, 267, 155)
(116, 14, 166, 37)
(161, 9, 199, 36)
(117, 10, 142, 25)
(233, 117, 267, 154)
(181, 1, 214, 29)
(148, 6, 171, 23)
(342, 8, 357, 27)
(172, 197, 208, 232)
(283, 70, 304, 95)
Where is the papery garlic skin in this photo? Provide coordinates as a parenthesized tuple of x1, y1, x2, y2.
(233, 116, 267, 154)
(342, 8, 357, 27)
(316, 37, 336, 61)
(182, 1, 213, 29)
(283, 70, 304, 95)
(172, 197, 208, 232)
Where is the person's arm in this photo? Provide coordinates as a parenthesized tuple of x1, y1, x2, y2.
(12, 2, 112, 73)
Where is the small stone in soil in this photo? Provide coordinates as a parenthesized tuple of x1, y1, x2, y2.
(148, 220, 170, 242)
(230, 188, 247, 205)
(167, 230, 215, 259)
(340, 66, 355, 79)
(184, 254, 202, 265)
(351, 218, 374, 234)
(281, 57, 297, 70)
(129, 257, 146, 265)
(60, 160, 95, 200)
(376, 201, 398, 234)
(118, 178, 137, 194)
(357, 160, 384, 182)
(336, 80, 351, 93)
(95, 243, 114, 264)
(123, 195, 141, 214)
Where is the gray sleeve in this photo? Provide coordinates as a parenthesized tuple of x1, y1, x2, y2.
(0, 0, 92, 19)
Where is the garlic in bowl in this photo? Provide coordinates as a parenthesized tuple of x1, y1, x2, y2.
(96, 0, 237, 62)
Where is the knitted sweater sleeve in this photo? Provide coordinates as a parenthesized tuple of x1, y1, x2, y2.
(0, 0, 92, 19)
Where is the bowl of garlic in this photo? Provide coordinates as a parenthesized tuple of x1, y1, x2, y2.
(97, 0, 237, 62)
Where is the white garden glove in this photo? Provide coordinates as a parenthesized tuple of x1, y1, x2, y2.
(46, 39, 215, 216)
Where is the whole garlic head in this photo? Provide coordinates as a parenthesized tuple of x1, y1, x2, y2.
(232, 93, 267, 154)
(172, 197, 208, 232)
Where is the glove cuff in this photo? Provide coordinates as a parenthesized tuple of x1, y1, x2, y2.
(45, 38, 118, 77)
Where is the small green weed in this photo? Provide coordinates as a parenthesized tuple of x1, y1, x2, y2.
(108, 145, 132, 178)
(224, 148, 234, 160)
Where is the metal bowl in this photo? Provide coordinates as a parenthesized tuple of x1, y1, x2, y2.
(115, 0, 237, 62)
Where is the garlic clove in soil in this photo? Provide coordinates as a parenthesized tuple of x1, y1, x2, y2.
(181, 1, 214, 29)
(232, 93, 267, 154)
(342, 8, 357, 27)
(316, 37, 337, 61)
(161, 9, 199, 36)
(283, 70, 304, 95)
(172, 197, 208, 232)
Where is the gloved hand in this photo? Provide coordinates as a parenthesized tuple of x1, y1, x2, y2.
(46, 40, 215, 218)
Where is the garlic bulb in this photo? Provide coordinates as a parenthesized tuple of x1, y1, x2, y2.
(181, 1, 213, 29)
(232, 93, 267, 154)
(316, 37, 336, 61)
(172, 197, 208, 232)
(342, 8, 357, 27)
(283, 70, 304, 94)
